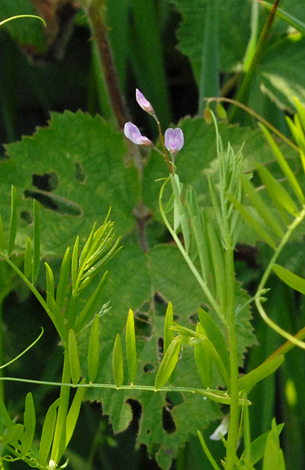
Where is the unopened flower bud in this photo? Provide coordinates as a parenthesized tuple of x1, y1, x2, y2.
(164, 128, 184, 157)
(124, 122, 153, 146)
(136, 89, 155, 115)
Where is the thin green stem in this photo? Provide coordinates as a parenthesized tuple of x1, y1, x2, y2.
(225, 247, 240, 470)
(197, 430, 221, 470)
(228, 0, 281, 123)
(255, 207, 305, 349)
(1, 255, 66, 341)
(153, 115, 174, 173)
(51, 353, 71, 463)
(159, 179, 226, 323)
(206, 97, 298, 152)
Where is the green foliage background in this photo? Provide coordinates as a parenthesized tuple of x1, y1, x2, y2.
(0, 0, 305, 469)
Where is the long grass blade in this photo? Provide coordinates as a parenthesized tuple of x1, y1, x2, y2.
(8, 186, 17, 256)
(88, 314, 100, 383)
(126, 309, 137, 385)
(32, 199, 40, 284)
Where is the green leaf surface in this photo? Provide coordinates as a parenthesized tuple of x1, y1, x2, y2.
(79, 244, 255, 468)
(21, 392, 36, 457)
(1, 111, 139, 255)
(88, 314, 100, 384)
(238, 355, 284, 394)
(68, 329, 81, 385)
(39, 399, 60, 467)
(272, 264, 305, 295)
(126, 309, 137, 385)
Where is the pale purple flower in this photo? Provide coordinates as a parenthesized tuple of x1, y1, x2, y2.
(136, 89, 155, 115)
(124, 122, 153, 146)
(164, 128, 184, 156)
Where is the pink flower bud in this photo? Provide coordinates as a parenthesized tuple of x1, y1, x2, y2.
(136, 89, 155, 115)
(124, 122, 153, 146)
(164, 128, 184, 156)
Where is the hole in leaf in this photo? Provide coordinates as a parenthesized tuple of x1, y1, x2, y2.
(32, 172, 59, 192)
(166, 392, 185, 408)
(24, 190, 82, 217)
(189, 312, 199, 324)
(126, 399, 142, 433)
(154, 293, 167, 316)
(20, 211, 33, 225)
(146, 429, 151, 434)
(162, 406, 176, 434)
(134, 312, 152, 340)
(157, 337, 164, 362)
(74, 162, 87, 183)
(143, 363, 155, 374)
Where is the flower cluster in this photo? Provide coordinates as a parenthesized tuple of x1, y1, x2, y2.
(124, 89, 184, 168)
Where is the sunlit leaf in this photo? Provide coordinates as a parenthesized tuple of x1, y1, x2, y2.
(272, 264, 305, 295)
(154, 338, 181, 390)
(39, 398, 60, 467)
(112, 333, 124, 389)
(164, 301, 174, 354)
(126, 309, 137, 385)
(88, 314, 100, 383)
(21, 392, 36, 457)
(68, 329, 81, 385)
(238, 355, 284, 393)
(194, 323, 213, 388)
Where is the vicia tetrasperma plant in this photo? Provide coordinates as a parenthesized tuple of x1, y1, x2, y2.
(2, 7, 305, 470)
(2, 83, 305, 470)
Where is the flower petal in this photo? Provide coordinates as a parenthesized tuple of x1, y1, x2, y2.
(164, 128, 184, 155)
(124, 122, 152, 146)
(136, 89, 154, 115)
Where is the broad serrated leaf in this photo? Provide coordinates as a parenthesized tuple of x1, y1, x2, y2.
(88, 314, 99, 383)
(263, 419, 286, 470)
(0, 112, 139, 256)
(126, 309, 137, 385)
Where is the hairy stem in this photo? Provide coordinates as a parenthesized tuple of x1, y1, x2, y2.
(86, 0, 130, 129)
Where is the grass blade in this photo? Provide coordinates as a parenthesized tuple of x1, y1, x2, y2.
(24, 238, 33, 279)
(8, 186, 17, 256)
(68, 329, 81, 385)
(32, 199, 40, 284)
(112, 333, 124, 389)
(88, 314, 100, 383)
(0, 214, 5, 252)
(56, 247, 71, 312)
